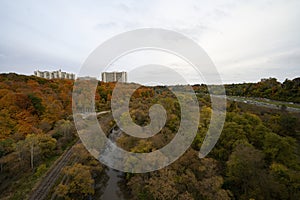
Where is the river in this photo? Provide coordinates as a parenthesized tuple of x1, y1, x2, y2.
(100, 126, 126, 200)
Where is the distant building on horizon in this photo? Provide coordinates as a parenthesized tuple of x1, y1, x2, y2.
(101, 71, 127, 83)
(34, 69, 75, 80)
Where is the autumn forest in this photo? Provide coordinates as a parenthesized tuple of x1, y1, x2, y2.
(0, 73, 299, 200)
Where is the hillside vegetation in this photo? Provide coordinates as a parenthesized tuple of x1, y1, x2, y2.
(0, 73, 113, 199)
(0, 73, 299, 199)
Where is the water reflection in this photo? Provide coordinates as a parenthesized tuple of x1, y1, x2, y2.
(100, 127, 125, 200)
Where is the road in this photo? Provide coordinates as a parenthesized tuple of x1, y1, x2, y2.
(225, 95, 300, 113)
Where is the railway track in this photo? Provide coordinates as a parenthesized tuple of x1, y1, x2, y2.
(28, 141, 79, 200)
(28, 111, 111, 200)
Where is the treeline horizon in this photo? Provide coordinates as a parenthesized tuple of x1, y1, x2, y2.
(1, 73, 299, 102)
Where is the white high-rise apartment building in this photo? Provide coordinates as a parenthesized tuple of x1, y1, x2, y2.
(34, 69, 75, 80)
(101, 71, 127, 83)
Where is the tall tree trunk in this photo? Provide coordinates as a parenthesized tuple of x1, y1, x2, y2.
(31, 144, 34, 169)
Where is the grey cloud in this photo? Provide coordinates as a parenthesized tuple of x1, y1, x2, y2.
(116, 3, 131, 12)
(0, 0, 299, 84)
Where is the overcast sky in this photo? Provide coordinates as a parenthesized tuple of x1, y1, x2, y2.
(0, 0, 299, 84)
